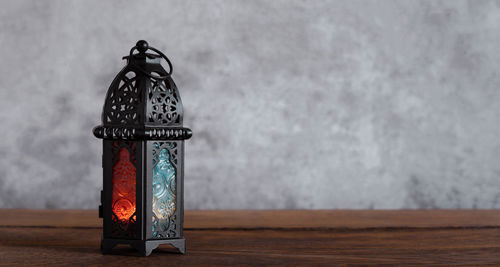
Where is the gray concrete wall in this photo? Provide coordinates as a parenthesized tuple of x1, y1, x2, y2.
(1, 0, 499, 209)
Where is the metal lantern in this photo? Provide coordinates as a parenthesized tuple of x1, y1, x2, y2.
(93, 40, 192, 256)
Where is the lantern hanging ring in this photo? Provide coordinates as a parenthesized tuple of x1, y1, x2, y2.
(129, 40, 173, 80)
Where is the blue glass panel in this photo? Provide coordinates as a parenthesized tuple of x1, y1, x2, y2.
(152, 145, 176, 238)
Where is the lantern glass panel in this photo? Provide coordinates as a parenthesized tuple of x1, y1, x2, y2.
(151, 141, 178, 238)
(112, 147, 136, 222)
(109, 140, 139, 239)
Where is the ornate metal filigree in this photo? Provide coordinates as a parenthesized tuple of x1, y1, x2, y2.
(147, 77, 181, 125)
(145, 127, 190, 140)
(93, 126, 192, 140)
(103, 71, 141, 125)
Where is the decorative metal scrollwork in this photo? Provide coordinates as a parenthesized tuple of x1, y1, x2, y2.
(104, 71, 141, 125)
(93, 126, 192, 140)
(147, 77, 181, 125)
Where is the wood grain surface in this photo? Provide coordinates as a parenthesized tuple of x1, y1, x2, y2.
(1, 209, 499, 266)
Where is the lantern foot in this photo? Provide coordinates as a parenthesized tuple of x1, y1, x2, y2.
(142, 238, 186, 256)
(100, 238, 186, 256)
(100, 238, 118, 254)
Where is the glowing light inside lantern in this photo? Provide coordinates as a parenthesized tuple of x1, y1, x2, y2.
(112, 148, 136, 221)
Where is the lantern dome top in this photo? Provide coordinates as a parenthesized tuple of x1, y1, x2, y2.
(93, 40, 192, 141)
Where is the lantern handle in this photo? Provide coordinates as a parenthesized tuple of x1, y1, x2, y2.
(129, 40, 173, 80)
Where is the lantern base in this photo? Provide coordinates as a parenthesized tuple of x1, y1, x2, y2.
(101, 237, 185, 256)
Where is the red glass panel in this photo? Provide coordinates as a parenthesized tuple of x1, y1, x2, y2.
(112, 148, 136, 222)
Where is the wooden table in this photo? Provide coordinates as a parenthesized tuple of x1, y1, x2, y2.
(1, 210, 500, 266)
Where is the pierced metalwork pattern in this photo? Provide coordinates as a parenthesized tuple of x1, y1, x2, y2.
(152, 142, 178, 239)
(147, 77, 180, 125)
(104, 71, 141, 125)
(93, 126, 192, 140)
(110, 141, 137, 238)
(94, 126, 137, 140)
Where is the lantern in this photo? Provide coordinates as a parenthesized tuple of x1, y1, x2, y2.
(93, 40, 192, 256)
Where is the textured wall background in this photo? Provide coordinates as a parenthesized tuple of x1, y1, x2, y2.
(1, 0, 500, 209)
